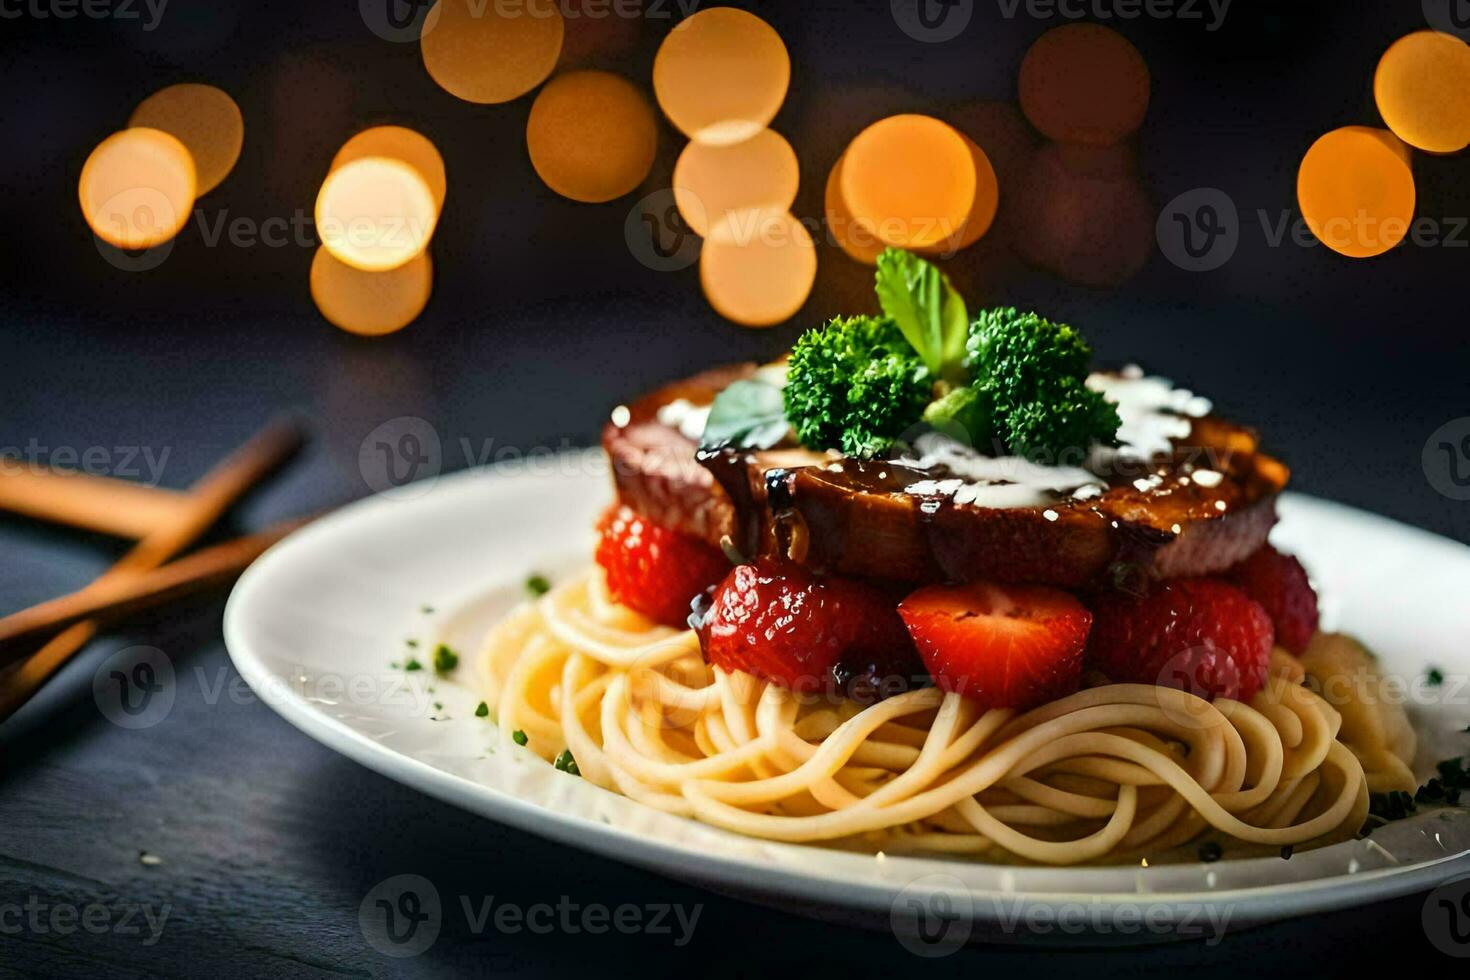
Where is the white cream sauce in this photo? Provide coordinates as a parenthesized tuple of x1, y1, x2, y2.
(900, 367, 1213, 509)
(656, 398, 712, 441)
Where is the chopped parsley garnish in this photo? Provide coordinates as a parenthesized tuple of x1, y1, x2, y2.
(475, 701, 490, 718)
(404, 658, 423, 672)
(1426, 666, 1445, 686)
(405, 638, 419, 649)
(1363, 758, 1470, 834)
(1415, 757, 1468, 807)
(553, 749, 581, 776)
(433, 643, 459, 674)
(525, 573, 552, 597)
(511, 729, 528, 746)
(420, 604, 435, 614)
(1196, 841, 1222, 863)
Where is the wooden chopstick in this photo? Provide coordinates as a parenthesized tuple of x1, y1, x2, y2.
(0, 466, 189, 540)
(0, 419, 305, 723)
(0, 516, 312, 662)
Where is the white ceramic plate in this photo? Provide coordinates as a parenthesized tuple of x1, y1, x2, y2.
(224, 452, 1470, 944)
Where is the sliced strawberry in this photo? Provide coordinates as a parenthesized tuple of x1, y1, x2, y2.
(1224, 544, 1319, 653)
(695, 559, 921, 695)
(594, 504, 730, 628)
(1086, 578, 1273, 701)
(897, 581, 1092, 710)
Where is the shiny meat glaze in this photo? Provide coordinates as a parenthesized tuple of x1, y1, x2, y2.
(602, 364, 1287, 588)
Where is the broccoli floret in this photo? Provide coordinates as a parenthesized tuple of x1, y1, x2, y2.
(960, 307, 1120, 461)
(1005, 377, 1120, 464)
(784, 315, 932, 457)
(966, 307, 1092, 398)
(921, 384, 1000, 450)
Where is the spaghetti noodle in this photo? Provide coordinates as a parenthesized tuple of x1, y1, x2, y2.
(479, 567, 1373, 865)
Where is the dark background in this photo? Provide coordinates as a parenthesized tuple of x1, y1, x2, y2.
(1, 0, 1467, 975)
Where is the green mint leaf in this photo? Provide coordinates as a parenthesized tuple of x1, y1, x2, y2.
(874, 248, 967, 380)
(700, 379, 789, 450)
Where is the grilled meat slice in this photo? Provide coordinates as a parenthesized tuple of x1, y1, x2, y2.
(602, 365, 1286, 589)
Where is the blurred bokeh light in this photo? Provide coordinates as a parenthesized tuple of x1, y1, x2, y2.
(824, 154, 886, 265)
(310, 245, 433, 337)
(315, 157, 438, 271)
(420, 0, 565, 105)
(673, 128, 799, 237)
(1374, 31, 1470, 154)
(1297, 126, 1416, 258)
(526, 70, 657, 203)
(332, 126, 448, 214)
(840, 114, 977, 250)
(1019, 24, 1149, 146)
(653, 7, 790, 146)
(78, 127, 196, 250)
(1015, 140, 1153, 286)
(917, 134, 998, 256)
(128, 83, 243, 197)
(700, 209, 816, 327)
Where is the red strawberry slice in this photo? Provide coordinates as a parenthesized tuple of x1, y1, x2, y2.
(1223, 544, 1319, 653)
(897, 581, 1092, 710)
(1085, 578, 1273, 701)
(594, 504, 730, 628)
(696, 559, 921, 695)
